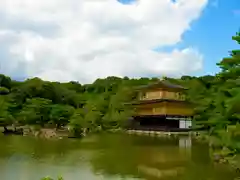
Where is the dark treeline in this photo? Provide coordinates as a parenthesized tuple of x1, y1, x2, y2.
(0, 31, 239, 150)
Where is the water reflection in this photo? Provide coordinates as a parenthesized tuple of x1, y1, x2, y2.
(179, 137, 191, 148)
(0, 134, 238, 180)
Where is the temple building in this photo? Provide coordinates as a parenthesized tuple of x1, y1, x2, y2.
(129, 80, 194, 131)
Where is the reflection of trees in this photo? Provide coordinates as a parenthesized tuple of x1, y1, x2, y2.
(0, 135, 93, 180)
(184, 143, 237, 180)
(191, 143, 210, 164)
(89, 134, 190, 179)
(89, 135, 237, 180)
(181, 162, 237, 180)
(89, 134, 141, 178)
(0, 134, 238, 180)
(0, 135, 82, 161)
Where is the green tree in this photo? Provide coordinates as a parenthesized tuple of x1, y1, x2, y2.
(0, 74, 11, 89)
(217, 31, 240, 125)
(217, 31, 240, 81)
(69, 109, 86, 136)
(22, 98, 52, 126)
(49, 104, 74, 129)
(0, 96, 14, 130)
(0, 87, 10, 95)
(102, 87, 135, 129)
(207, 31, 240, 161)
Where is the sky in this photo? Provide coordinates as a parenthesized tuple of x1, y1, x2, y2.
(0, 0, 239, 83)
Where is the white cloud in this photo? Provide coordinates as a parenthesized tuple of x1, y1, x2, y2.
(0, 0, 207, 83)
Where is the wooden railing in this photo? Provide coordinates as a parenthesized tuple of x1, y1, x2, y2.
(127, 125, 192, 132)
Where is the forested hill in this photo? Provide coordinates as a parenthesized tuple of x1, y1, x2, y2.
(0, 72, 218, 129)
(0, 31, 239, 140)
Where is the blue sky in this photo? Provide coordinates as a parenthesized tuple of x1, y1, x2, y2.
(120, 0, 240, 76)
(178, 0, 240, 76)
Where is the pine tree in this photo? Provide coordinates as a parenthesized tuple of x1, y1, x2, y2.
(217, 31, 240, 81)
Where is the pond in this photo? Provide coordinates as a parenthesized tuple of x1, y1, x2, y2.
(0, 133, 237, 180)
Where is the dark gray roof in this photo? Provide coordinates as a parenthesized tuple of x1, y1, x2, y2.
(136, 80, 187, 90)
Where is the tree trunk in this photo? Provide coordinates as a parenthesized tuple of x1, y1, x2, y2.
(13, 124, 17, 132)
(3, 126, 8, 132)
(55, 124, 60, 131)
(82, 128, 87, 136)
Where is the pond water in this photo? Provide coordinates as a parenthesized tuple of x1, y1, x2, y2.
(0, 133, 238, 180)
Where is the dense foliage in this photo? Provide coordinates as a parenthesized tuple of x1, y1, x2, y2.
(0, 75, 144, 135)
(0, 31, 239, 144)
